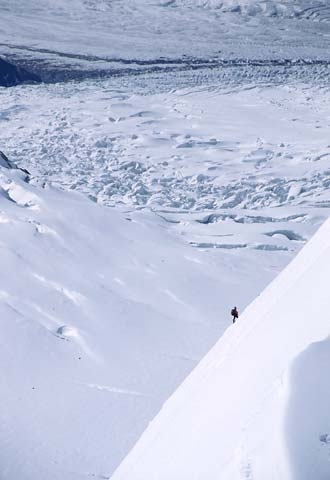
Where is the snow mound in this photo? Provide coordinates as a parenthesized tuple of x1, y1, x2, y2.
(112, 214, 330, 479)
(56, 325, 79, 339)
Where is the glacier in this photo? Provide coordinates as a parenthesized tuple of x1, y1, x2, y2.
(1, 0, 330, 478)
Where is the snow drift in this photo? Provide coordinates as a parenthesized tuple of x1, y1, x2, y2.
(112, 213, 330, 479)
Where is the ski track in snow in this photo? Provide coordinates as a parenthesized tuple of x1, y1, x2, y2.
(79, 383, 149, 397)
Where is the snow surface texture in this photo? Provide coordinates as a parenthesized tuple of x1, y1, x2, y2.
(112, 210, 330, 480)
(1, 81, 329, 264)
(2, 0, 330, 80)
(3, 82, 330, 213)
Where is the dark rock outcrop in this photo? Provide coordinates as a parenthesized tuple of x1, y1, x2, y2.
(0, 151, 30, 178)
(0, 150, 13, 169)
(0, 57, 41, 87)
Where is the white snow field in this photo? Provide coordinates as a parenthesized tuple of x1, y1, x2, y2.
(1, 79, 330, 271)
(2, 80, 330, 214)
(0, 164, 232, 479)
(2, 0, 330, 78)
(0, 156, 302, 479)
(1, 79, 330, 479)
(1, 73, 330, 480)
(112, 207, 330, 480)
(2, 0, 330, 478)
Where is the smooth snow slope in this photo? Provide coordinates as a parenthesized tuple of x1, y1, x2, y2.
(112, 215, 330, 479)
(2, 156, 295, 479)
(0, 164, 236, 479)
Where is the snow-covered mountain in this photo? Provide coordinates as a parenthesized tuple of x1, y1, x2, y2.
(2, 0, 330, 478)
(112, 208, 330, 480)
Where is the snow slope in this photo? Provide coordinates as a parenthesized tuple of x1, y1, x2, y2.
(0, 160, 290, 479)
(0, 164, 218, 478)
(112, 209, 330, 479)
(2, 56, 330, 479)
(2, 2, 330, 476)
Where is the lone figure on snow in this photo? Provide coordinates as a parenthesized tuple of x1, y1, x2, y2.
(231, 306, 238, 323)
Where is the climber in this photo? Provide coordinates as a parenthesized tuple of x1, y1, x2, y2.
(231, 306, 238, 323)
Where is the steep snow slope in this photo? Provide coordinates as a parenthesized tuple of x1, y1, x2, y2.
(112, 214, 330, 480)
(0, 162, 289, 479)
